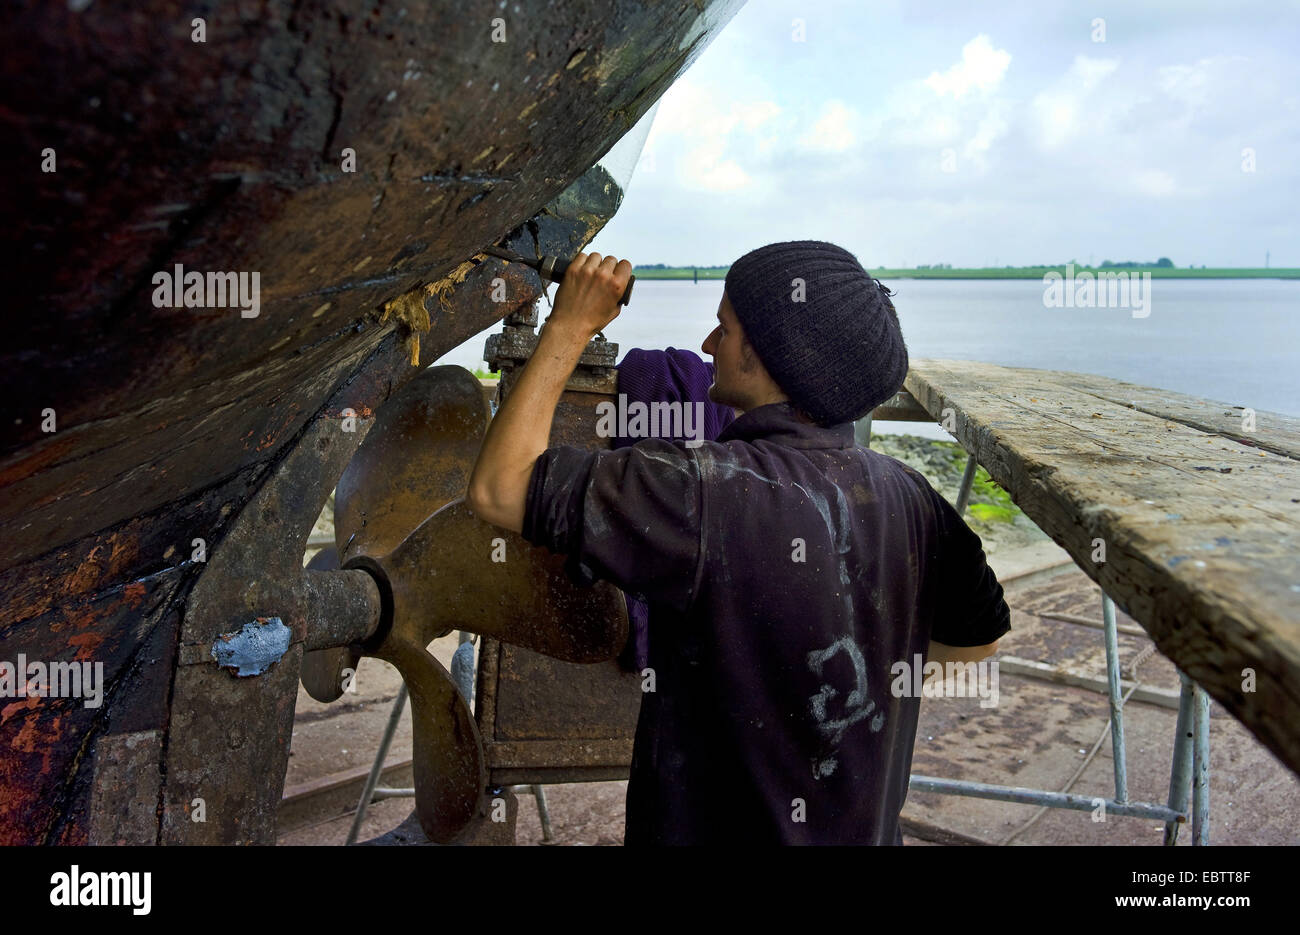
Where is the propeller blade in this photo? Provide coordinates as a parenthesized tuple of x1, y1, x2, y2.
(372, 632, 485, 843)
(376, 499, 628, 663)
(308, 546, 484, 842)
(336, 366, 490, 563)
(323, 364, 624, 842)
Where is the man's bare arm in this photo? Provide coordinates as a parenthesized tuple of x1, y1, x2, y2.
(927, 639, 1000, 666)
(466, 253, 632, 533)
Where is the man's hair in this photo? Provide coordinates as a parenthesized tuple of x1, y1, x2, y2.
(872, 276, 897, 305)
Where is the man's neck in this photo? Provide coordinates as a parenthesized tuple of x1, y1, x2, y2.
(735, 398, 817, 424)
(738, 389, 790, 412)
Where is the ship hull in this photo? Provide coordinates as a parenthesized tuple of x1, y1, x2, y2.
(0, 0, 743, 844)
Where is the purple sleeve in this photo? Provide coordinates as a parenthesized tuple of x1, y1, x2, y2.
(614, 347, 734, 448)
(522, 440, 704, 614)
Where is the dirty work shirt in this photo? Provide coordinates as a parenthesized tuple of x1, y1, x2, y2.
(522, 401, 1010, 844)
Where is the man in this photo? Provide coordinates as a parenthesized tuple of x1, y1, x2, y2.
(468, 240, 1010, 844)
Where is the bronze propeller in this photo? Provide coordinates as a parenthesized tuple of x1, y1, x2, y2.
(302, 365, 627, 843)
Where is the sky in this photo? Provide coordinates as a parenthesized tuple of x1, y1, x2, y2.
(588, 0, 1300, 269)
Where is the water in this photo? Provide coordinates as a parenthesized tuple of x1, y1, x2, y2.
(437, 278, 1300, 436)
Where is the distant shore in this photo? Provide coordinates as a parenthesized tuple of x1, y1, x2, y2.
(632, 266, 1300, 281)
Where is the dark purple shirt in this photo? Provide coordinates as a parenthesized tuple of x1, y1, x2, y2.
(522, 401, 1010, 844)
(612, 348, 735, 670)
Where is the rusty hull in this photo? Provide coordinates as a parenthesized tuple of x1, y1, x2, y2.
(0, 0, 744, 844)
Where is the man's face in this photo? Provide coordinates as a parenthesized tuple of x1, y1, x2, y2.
(701, 292, 764, 411)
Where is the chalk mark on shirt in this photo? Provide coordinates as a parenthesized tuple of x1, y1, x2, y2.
(792, 480, 857, 606)
(634, 446, 695, 479)
(806, 635, 886, 779)
(706, 458, 779, 487)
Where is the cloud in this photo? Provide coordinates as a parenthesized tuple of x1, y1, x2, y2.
(646, 77, 781, 191)
(964, 107, 1009, 162)
(877, 35, 1013, 168)
(888, 109, 962, 147)
(1132, 168, 1177, 197)
(1157, 55, 1249, 111)
(923, 34, 1012, 98)
(679, 142, 751, 191)
(800, 99, 859, 153)
(1030, 55, 1120, 149)
(588, 2, 1300, 269)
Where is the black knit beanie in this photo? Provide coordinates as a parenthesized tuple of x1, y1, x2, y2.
(724, 240, 908, 426)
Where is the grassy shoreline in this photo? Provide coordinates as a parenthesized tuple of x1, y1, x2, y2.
(632, 266, 1299, 280)
(869, 434, 1048, 553)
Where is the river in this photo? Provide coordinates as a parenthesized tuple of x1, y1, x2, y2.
(436, 277, 1300, 437)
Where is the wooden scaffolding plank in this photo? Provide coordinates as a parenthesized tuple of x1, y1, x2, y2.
(1063, 371, 1300, 461)
(904, 359, 1300, 775)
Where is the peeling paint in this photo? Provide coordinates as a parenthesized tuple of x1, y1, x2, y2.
(211, 617, 292, 677)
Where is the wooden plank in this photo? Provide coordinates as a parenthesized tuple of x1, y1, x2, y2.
(485, 738, 634, 770)
(868, 389, 932, 422)
(1063, 372, 1300, 461)
(997, 656, 1181, 710)
(279, 759, 415, 833)
(904, 359, 1300, 775)
(1039, 612, 1147, 638)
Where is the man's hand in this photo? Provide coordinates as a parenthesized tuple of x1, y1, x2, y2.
(546, 252, 633, 339)
(467, 250, 632, 534)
